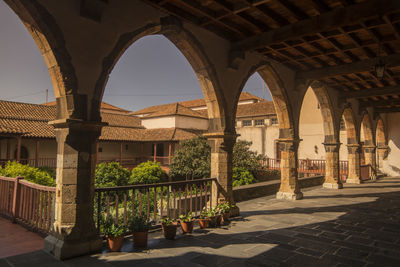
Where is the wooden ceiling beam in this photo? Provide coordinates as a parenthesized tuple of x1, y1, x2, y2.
(375, 107, 400, 113)
(233, 0, 400, 51)
(359, 99, 400, 108)
(297, 53, 400, 80)
(341, 85, 400, 99)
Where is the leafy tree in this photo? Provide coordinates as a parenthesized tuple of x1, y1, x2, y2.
(169, 136, 211, 179)
(232, 167, 257, 187)
(0, 161, 55, 186)
(233, 140, 265, 174)
(130, 161, 168, 184)
(95, 162, 131, 188)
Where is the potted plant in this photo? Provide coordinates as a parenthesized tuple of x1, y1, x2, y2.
(102, 218, 126, 252)
(160, 217, 178, 240)
(130, 213, 151, 248)
(179, 212, 194, 233)
(206, 207, 220, 227)
(198, 209, 210, 229)
(216, 203, 233, 225)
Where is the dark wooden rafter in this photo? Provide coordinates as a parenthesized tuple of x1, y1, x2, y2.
(374, 107, 400, 113)
(233, 0, 400, 51)
(359, 98, 400, 108)
(297, 54, 400, 80)
(341, 85, 400, 99)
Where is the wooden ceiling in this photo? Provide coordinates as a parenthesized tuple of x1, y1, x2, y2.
(143, 0, 400, 112)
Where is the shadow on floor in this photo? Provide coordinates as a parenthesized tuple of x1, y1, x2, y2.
(1, 178, 400, 267)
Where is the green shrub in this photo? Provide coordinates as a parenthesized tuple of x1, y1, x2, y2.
(0, 161, 55, 186)
(130, 161, 168, 184)
(233, 140, 265, 174)
(95, 162, 131, 188)
(232, 167, 257, 187)
(169, 136, 211, 180)
(38, 166, 56, 179)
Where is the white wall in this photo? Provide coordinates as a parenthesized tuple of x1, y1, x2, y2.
(142, 116, 175, 129)
(383, 113, 400, 176)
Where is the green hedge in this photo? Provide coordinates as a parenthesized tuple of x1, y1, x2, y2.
(130, 161, 168, 185)
(0, 161, 55, 186)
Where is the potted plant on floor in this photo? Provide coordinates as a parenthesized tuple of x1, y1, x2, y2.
(179, 212, 195, 233)
(206, 207, 220, 227)
(216, 202, 233, 225)
(130, 213, 151, 248)
(160, 217, 178, 240)
(102, 217, 127, 252)
(198, 209, 210, 229)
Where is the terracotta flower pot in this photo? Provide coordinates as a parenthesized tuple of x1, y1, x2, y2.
(209, 215, 219, 227)
(198, 218, 210, 229)
(180, 220, 194, 233)
(133, 231, 148, 248)
(107, 236, 124, 252)
(162, 223, 178, 240)
(221, 212, 230, 225)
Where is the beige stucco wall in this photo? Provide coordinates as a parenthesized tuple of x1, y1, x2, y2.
(298, 88, 348, 160)
(299, 88, 326, 160)
(141, 116, 176, 129)
(175, 116, 208, 130)
(382, 113, 400, 176)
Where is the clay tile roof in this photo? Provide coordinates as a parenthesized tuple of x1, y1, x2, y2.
(132, 92, 263, 116)
(236, 101, 276, 118)
(101, 113, 143, 128)
(43, 101, 131, 114)
(139, 128, 200, 141)
(144, 103, 207, 119)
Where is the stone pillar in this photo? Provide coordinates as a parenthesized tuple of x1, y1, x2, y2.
(377, 146, 388, 171)
(204, 132, 236, 207)
(364, 145, 377, 179)
(346, 144, 361, 184)
(276, 139, 303, 200)
(323, 143, 343, 189)
(44, 119, 105, 260)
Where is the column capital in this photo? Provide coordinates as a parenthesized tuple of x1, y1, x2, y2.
(277, 138, 302, 152)
(323, 142, 341, 153)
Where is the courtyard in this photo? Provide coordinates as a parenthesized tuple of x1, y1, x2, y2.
(1, 177, 399, 266)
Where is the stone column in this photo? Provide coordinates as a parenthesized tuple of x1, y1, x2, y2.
(323, 143, 343, 189)
(204, 132, 236, 208)
(44, 119, 105, 260)
(346, 144, 361, 184)
(363, 145, 377, 179)
(276, 139, 303, 200)
(377, 146, 388, 171)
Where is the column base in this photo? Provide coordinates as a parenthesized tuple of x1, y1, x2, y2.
(276, 191, 303, 200)
(346, 178, 362, 184)
(322, 182, 343, 189)
(44, 234, 102, 260)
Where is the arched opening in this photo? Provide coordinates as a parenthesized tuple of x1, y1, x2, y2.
(236, 63, 302, 200)
(300, 82, 342, 189)
(376, 118, 388, 170)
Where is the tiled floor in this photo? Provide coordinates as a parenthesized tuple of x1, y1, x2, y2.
(1, 177, 400, 266)
(0, 216, 44, 258)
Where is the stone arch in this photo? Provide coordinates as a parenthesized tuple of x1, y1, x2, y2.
(342, 107, 359, 145)
(360, 112, 375, 146)
(375, 117, 387, 148)
(235, 62, 296, 140)
(307, 82, 339, 144)
(4, 0, 78, 119)
(94, 18, 227, 131)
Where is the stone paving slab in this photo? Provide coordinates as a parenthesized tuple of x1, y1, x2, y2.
(1, 177, 400, 266)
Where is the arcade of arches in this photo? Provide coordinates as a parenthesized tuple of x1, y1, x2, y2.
(4, 0, 400, 260)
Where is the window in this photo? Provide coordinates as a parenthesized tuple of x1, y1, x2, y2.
(98, 147, 103, 153)
(242, 120, 252, 127)
(255, 119, 265, 126)
(271, 118, 278, 125)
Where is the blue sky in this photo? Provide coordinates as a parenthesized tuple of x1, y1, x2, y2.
(0, 1, 271, 112)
